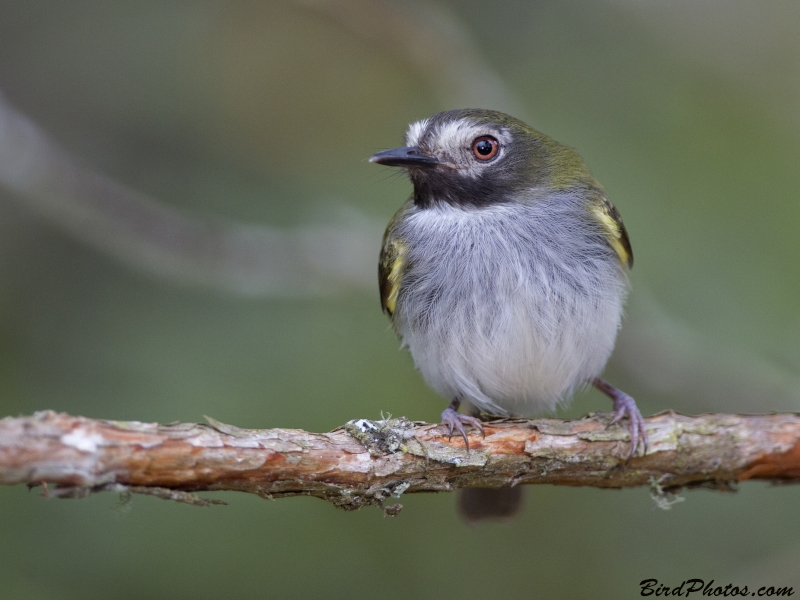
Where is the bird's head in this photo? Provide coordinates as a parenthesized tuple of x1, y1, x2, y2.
(370, 109, 597, 208)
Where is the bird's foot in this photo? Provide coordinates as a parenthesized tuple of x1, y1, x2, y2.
(592, 378, 648, 459)
(441, 400, 485, 450)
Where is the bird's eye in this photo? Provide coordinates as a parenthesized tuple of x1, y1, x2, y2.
(471, 136, 499, 161)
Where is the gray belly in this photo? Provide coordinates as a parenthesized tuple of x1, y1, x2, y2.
(393, 201, 627, 416)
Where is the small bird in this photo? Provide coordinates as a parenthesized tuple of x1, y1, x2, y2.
(370, 109, 647, 519)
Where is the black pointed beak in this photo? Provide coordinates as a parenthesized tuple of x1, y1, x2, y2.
(369, 146, 441, 168)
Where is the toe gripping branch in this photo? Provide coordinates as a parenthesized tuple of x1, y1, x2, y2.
(441, 399, 485, 450)
(440, 382, 649, 458)
(592, 377, 648, 459)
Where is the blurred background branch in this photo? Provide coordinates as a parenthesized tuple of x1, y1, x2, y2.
(0, 1, 522, 297)
(0, 90, 377, 296)
(295, 0, 526, 117)
(3, 411, 800, 514)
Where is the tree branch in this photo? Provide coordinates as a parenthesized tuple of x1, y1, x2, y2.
(0, 91, 379, 296)
(2, 411, 799, 515)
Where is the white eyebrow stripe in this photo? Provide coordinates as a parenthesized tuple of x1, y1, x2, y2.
(405, 119, 430, 147)
(434, 119, 513, 153)
(425, 118, 514, 178)
(403, 115, 514, 178)
(434, 119, 481, 151)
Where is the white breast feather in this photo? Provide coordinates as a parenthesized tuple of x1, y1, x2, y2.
(392, 196, 628, 416)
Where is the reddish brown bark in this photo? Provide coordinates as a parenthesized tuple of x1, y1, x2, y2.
(2, 411, 799, 513)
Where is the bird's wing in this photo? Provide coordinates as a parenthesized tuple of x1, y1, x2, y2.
(588, 195, 633, 269)
(379, 201, 412, 316)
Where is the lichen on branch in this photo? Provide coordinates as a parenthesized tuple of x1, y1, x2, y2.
(1, 410, 799, 516)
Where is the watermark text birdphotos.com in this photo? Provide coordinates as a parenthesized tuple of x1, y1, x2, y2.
(640, 579, 794, 597)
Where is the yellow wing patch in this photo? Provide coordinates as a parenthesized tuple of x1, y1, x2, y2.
(589, 196, 633, 269)
(379, 201, 414, 317)
(379, 237, 407, 316)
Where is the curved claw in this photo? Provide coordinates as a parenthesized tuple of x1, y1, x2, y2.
(441, 405, 485, 450)
(610, 393, 648, 459)
(593, 378, 648, 459)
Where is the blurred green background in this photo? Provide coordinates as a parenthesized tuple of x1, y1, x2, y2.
(1, 1, 800, 598)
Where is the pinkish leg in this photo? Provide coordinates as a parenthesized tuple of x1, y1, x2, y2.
(441, 398, 485, 450)
(592, 378, 648, 459)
